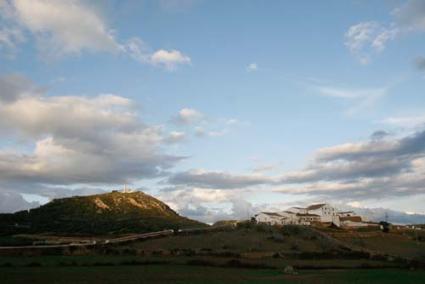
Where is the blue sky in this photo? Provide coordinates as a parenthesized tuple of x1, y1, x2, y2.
(1, 0, 425, 222)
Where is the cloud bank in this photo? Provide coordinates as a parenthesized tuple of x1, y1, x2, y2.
(0, 74, 183, 206)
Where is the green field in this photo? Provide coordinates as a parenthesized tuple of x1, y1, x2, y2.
(1, 264, 425, 284)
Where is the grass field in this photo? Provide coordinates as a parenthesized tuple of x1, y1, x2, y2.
(1, 225, 424, 283)
(0, 254, 397, 270)
(330, 230, 425, 258)
(129, 226, 343, 254)
(1, 264, 425, 284)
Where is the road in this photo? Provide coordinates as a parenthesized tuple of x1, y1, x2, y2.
(0, 229, 175, 250)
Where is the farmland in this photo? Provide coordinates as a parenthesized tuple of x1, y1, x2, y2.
(1, 224, 424, 283)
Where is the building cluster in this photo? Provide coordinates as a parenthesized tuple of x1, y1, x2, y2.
(254, 203, 376, 228)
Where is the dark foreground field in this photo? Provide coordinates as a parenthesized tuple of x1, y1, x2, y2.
(1, 264, 425, 284)
(1, 224, 424, 283)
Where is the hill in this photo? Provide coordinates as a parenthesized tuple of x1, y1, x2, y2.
(0, 191, 205, 235)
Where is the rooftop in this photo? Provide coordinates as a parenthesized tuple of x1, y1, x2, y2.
(297, 213, 320, 217)
(306, 203, 326, 210)
(259, 212, 286, 217)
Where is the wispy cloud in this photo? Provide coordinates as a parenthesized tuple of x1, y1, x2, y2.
(315, 84, 388, 115)
(379, 115, 425, 128)
(246, 63, 258, 72)
(344, 22, 398, 64)
(345, 0, 425, 63)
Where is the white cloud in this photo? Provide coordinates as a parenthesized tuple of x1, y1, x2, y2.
(371, 27, 398, 51)
(0, 73, 42, 103)
(225, 119, 239, 125)
(315, 84, 388, 115)
(171, 110, 242, 139)
(206, 130, 227, 137)
(344, 21, 398, 64)
(246, 63, 258, 72)
(150, 49, 191, 70)
(123, 37, 151, 62)
(173, 108, 203, 125)
(0, 74, 183, 187)
(347, 201, 363, 208)
(275, 128, 425, 201)
(344, 0, 425, 63)
(379, 115, 425, 128)
(0, 0, 191, 69)
(156, 186, 257, 223)
(317, 85, 386, 99)
(124, 38, 191, 70)
(345, 22, 380, 54)
(10, 0, 120, 56)
(194, 127, 227, 138)
(164, 131, 186, 144)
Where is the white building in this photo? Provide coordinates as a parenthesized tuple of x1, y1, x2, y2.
(305, 204, 336, 222)
(255, 211, 318, 226)
(280, 211, 318, 225)
(256, 203, 343, 227)
(254, 203, 376, 228)
(296, 213, 321, 225)
(305, 203, 341, 226)
(287, 207, 307, 214)
(254, 212, 289, 225)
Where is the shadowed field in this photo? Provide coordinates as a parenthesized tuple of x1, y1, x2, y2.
(1, 265, 425, 284)
(1, 224, 424, 283)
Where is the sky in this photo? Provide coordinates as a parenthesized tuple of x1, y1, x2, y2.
(1, 0, 425, 223)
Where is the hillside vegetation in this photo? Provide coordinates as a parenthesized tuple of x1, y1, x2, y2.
(0, 191, 205, 235)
